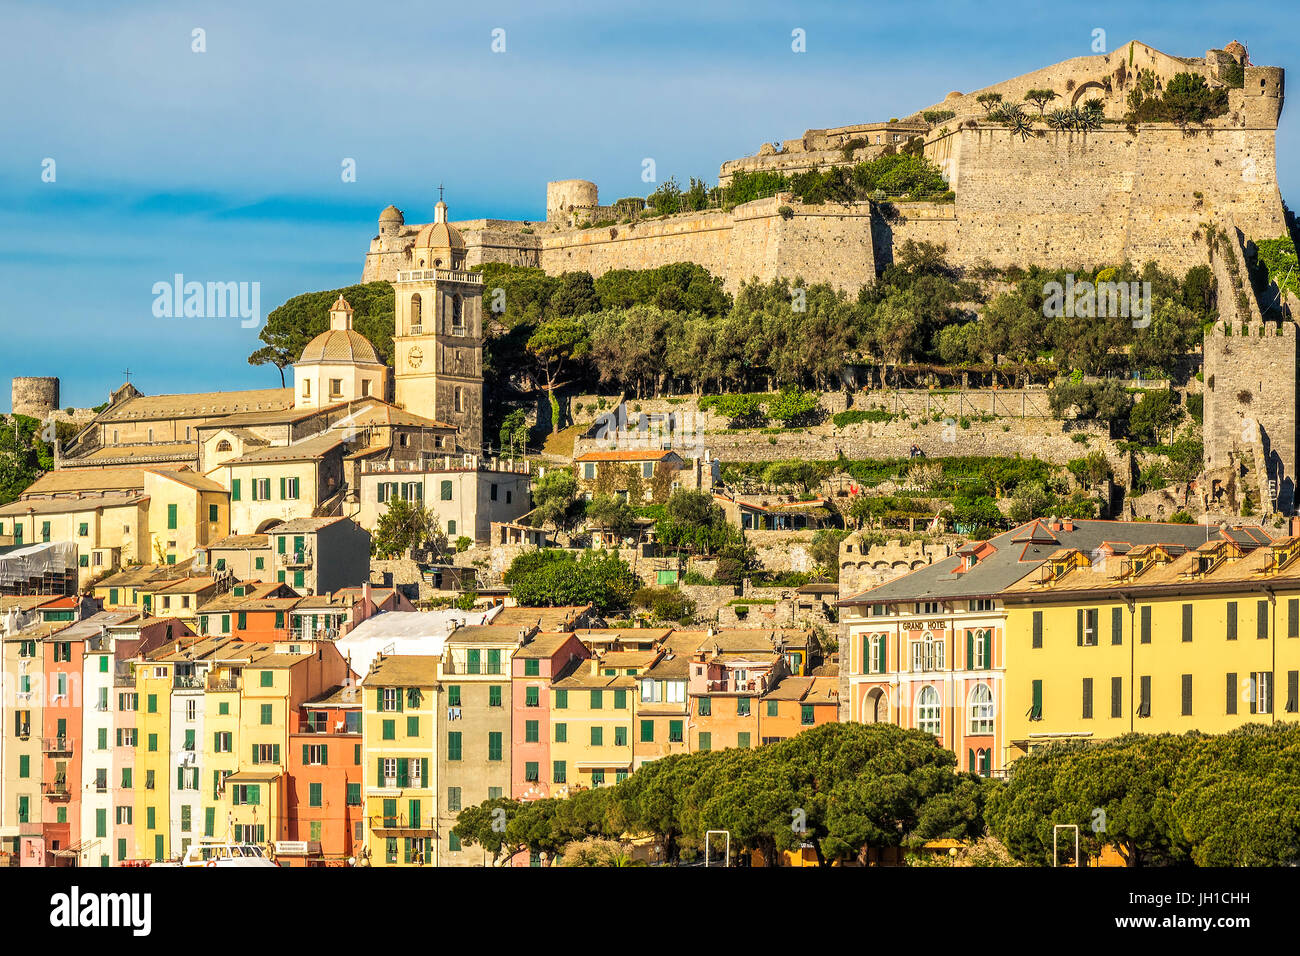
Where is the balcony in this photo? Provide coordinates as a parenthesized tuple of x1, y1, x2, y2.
(368, 812, 434, 835)
(42, 737, 73, 756)
(207, 676, 239, 693)
(395, 268, 483, 285)
(174, 674, 205, 690)
(705, 678, 761, 694)
(279, 549, 313, 569)
(42, 779, 70, 801)
(113, 669, 136, 687)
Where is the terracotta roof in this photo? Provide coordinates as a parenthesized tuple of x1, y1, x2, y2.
(97, 388, 293, 423)
(363, 654, 441, 687)
(513, 632, 583, 659)
(491, 605, 593, 631)
(574, 450, 677, 463)
(20, 469, 150, 495)
(206, 534, 270, 550)
(0, 493, 146, 516)
(221, 433, 346, 465)
(146, 469, 227, 493)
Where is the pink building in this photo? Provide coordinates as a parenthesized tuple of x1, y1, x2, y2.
(510, 632, 588, 801)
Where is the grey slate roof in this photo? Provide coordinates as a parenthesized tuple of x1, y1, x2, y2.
(839, 519, 1265, 606)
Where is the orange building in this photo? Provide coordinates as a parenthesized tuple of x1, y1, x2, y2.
(687, 645, 787, 753)
(757, 675, 840, 744)
(284, 684, 364, 865)
(230, 594, 302, 642)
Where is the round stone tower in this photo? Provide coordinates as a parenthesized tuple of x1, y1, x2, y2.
(11, 376, 59, 420)
(546, 179, 598, 222)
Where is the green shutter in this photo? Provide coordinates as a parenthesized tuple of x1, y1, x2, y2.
(422, 758, 429, 785)
(967, 630, 974, 667)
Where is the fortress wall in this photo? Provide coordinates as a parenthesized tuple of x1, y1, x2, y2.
(540, 209, 736, 285)
(939, 124, 1286, 273)
(769, 203, 876, 293)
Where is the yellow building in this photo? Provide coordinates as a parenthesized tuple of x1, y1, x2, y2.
(142, 469, 230, 566)
(361, 655, 438, 867)
(133, 650, 177, 861)
(549, 651, 657, 793)
(1001, 534, 1300, 761)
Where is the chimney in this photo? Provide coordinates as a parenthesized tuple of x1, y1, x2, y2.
(363, 581, 373, 606)
(1291, 516, 1300, 538)
(1062, 518, 1074, 532)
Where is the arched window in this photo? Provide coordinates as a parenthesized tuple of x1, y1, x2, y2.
(452, 294, 463, 330)
(910, 631, 945, 672)
(917, 686, 942, 737)
(410, 294, 422, 333)
(215, 440, 232, 453)
(969, 628, 990, 669)
(969, 683, 994, 735)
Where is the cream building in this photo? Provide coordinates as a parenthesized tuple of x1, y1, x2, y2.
(393, 200, 485, 450)
(295, 295, 389, 409)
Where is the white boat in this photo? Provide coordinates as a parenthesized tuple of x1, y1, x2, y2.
(152, 842, 279, 868)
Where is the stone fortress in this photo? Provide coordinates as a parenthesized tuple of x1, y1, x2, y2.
(360, 39, 1300, 513)
(363, 40, 1286, 293)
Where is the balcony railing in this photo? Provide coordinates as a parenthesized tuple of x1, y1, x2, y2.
(368, 812, 434, 833)
(42, 737, 73, 755)
(42, 779, 69, 800)
(207, 677, 239, 692)
(113, 669, 136, 687)
(395, 268, 483, 285)
(705, 679, 760, 694)
(174, 674, 205, 690)
(278, 550, 313, 568)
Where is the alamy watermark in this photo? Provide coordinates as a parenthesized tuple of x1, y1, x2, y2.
(1042, 274, 1152, 328)
(591, 402, 704, 457)
(152, 274, 261, 328)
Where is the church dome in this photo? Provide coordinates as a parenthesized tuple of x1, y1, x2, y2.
(412, 199, 466, 268)
(379, 204, 404, 224)
(298, 328, 383, 366)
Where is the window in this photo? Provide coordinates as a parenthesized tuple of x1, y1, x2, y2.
(447, 787, 462, 811)
(1140, 606, 1152, 643)
(697, 697, 710, 716)
(1182, 604, 1193, 642)
(698, 732, 711, 752)
(910, 633, 945, 672)
(553, 761, 566, 784)
(1227, 601, 1238, 640)
(1181, 674, 1193, 716)
(583, 462, 596, 480)
(917, 686, 941, 737)
(590, 690, 603, 710)
(1077, 608, 1098, 646)
(1137, 676, 1151, 718)
(640, 720, 655, 743)
(1111, 676, 1123, 718)
(969, 683, 993, 733)
(1111, 606, 1123, 645)
(1250, 671, 1273, 715)
(554, 690, 568, 710)
(967, 629, 990, 669)
(525, 720, 539, 743)
(440, 480, 453, 501)
(524, 658, 540, 677)
(525, 761, 539, 782)
(1029, 680, 1043, 720)
(525, 686, 539, 708)
(800, 704, 815, 726)
(668, 720, 683, 743)
(590, 726, 603, 746)
(260, 703, 273, 725)
(554, 723, 567, 742)
(1257, 600, 1269, 640)
(1082, 677, 1093, 719)
(736, 697, 750, 717)
(488, 732, 503, 761)
(447, 732, 462, 761)
(407, 716, 419, 737)
(329, 378, 343, 398)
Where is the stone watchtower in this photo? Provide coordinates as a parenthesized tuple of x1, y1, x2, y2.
(11, 376, 59, 420)
(391, 197, 485, 450)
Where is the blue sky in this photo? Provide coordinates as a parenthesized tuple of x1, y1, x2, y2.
(3, 0, 1298, 409)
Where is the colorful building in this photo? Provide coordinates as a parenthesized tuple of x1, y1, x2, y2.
(1000, 532, 1300, 761)
(839, 518, 1228, 775)
(549, 650, 657, 793)
(511, 632, 589, 798)
(361, 654, 438, 867)
(285, 684, 363, 865)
